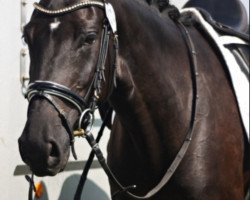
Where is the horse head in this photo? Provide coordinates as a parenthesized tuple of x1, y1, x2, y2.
(18, 0, 116, 176)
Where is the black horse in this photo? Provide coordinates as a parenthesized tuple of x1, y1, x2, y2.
(18, 0, 249, 199)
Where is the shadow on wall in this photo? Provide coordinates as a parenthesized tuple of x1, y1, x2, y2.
(32, 174, 110, 200)
(58, 174, 110, 200)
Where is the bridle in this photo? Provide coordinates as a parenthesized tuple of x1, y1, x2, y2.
(24, 0, 118, 160)
(24, 1, 200, 200)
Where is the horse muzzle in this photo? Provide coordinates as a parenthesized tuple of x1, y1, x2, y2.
(18, 103, 71, 176)
(18, 132, 69, 176)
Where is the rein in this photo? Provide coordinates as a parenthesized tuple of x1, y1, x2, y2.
(73, 21, 200, 200)
(24, 1, 200, 199)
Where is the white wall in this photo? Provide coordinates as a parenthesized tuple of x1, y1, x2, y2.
(0, 1, 249, 200)
(0, 0, 29, 199)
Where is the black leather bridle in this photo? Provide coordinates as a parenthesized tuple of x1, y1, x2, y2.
(25, 1, 200, 200)
(24, 2, 118, 160)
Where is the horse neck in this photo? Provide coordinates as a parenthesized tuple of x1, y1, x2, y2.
(109, 0, 193, 166)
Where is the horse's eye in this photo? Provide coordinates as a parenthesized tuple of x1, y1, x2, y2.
(84, 32, 97, 45)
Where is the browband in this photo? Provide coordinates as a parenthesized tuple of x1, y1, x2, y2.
(33, 1, 105, 15)
(33, 0, 117, 33)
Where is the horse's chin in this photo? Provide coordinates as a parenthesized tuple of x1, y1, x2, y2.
(31, 163, 67, 177)
(30, 151, 70, 177)
(31, 167, 60, 177)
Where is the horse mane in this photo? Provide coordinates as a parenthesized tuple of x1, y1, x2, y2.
(146, 0, 181, 21)
(147, 0, 170, 11)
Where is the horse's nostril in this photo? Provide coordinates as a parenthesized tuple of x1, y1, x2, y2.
(47, 141, 61, 168)
(49, 141, 60, 158)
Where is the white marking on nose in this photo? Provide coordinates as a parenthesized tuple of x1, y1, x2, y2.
(50, 18, 60, 31)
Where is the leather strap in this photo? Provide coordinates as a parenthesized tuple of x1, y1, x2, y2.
(28, 92, 78, 160)
(74, 108, 113, 200)
(25, 174, 36, 200)
(79, 20, 200, 199)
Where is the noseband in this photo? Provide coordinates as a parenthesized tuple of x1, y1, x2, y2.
(24, 0, 118, 160)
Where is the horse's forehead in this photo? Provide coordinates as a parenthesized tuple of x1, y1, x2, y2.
(50, 18, 61, 31)
(30, 5, 102, 30)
